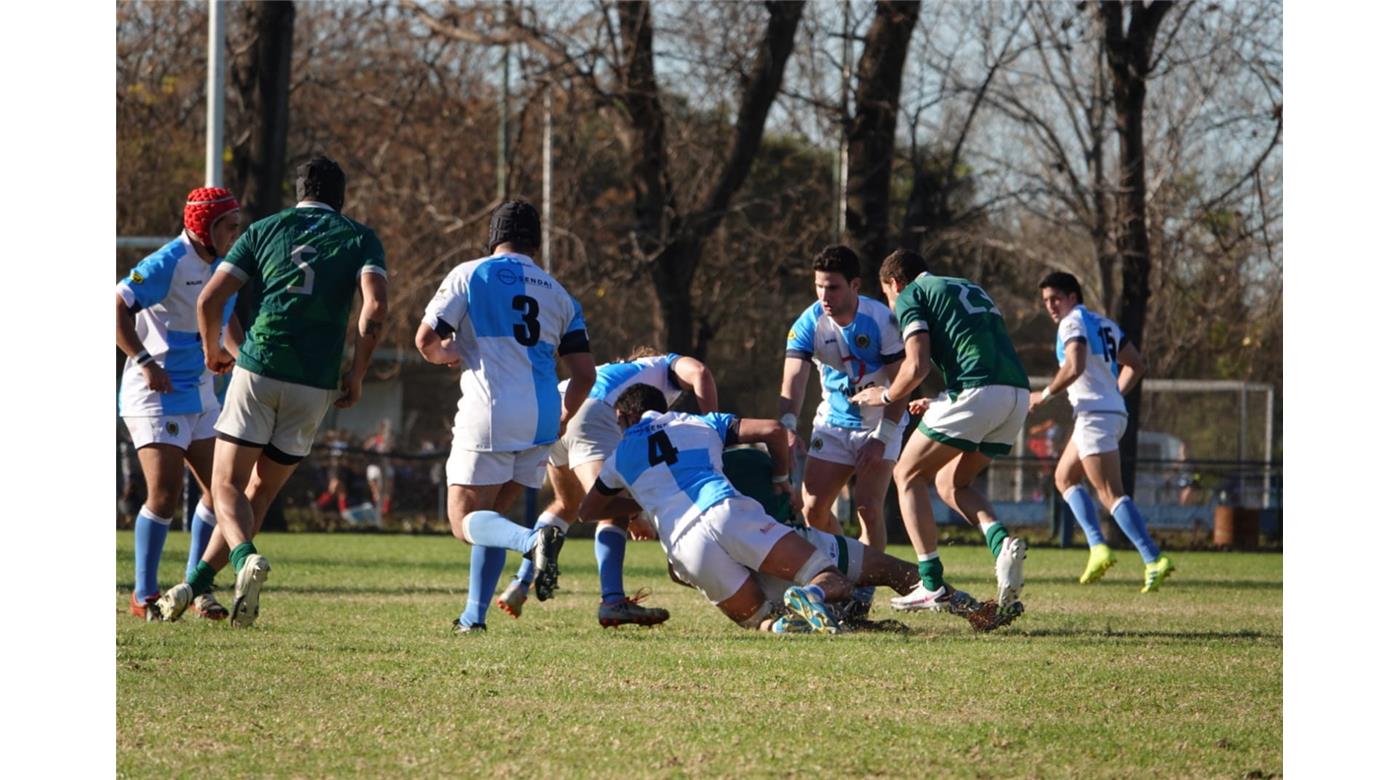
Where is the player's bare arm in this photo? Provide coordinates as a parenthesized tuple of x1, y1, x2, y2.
(672, 356, 719, 413)
(559, 352, 596, 432)
(116, 291, 173, 394)
(339, 271, 389, 408)
(776, 356, 811, 453)
(223, 308, 246, 359)
(1029, 339, 1086, 412)
(1115, 340, 1144, 396)
(852, 332, 930, 406)
(734, 418, 796, 504)
(578, 484, 643, 522)
(196, 269, 243, 374)
(414, 322, 459, 366)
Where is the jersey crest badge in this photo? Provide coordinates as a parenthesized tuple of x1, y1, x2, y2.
(855, 334, 870, 349)
(165, 421, 179, 436)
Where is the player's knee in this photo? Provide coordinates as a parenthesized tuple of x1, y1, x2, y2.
(792, 550, 836, 587)
(143, 490, 178, 519)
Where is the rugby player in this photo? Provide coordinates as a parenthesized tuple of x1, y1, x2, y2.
(1030, 271, 1175, 592)
(159, 156, 389, 628)
(777, 245, 908, 618)
(579, 385, 854, 634)
(118, 187, 243, 621)
(416, 200, 592, 634)
(498, 348, 717, 628)
(852, 249, 1030, 624)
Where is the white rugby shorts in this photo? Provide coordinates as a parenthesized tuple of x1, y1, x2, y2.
(916, 385, 1030, 456)
(123, 408, 219, 451)
(1071, 411, 1127, 457)
(548, 398, 621, 469)
(664, 496, 804, 606)
(807, 418, 906, 467)
(216, 367, 338, 458)
(755, 526, 863, 605)
(447, 443, 550, 488)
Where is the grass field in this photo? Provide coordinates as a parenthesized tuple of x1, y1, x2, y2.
(116, 531, 1281, 778)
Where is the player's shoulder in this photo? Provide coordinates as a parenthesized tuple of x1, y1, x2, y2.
(794, 300, 825, 326)
(128, 235, 191, 280)
(855, 295, 895, 321)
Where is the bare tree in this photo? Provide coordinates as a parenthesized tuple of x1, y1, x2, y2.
(229, 0, 295, 221)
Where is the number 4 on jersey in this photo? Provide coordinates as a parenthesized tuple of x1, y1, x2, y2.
(647, 431, 679, 466)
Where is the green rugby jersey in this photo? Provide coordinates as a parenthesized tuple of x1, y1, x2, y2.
(894, 273, 1029, 396)
(219, 203, 386, 389)
(721, 447, 802, 529)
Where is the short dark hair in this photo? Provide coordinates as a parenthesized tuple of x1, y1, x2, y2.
(486, 200, 542, 254)
(614, 384, 667, 420)
(295, 155, 346, 211)
(879, 248, 927, 286)
(812, 245, 861, 282)
(1038, 271, 1082, 303)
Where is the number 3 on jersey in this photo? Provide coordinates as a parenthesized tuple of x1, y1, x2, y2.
(512, 295, 540, 346)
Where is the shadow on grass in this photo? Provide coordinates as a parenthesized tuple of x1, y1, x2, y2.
(1016, 627, 1281, 642)
(1028, 575, 1282, 591)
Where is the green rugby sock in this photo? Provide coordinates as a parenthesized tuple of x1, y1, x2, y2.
(230, 541, 258, 574)
(917, 555, 945, 592)
(984, 523, 1008, 559)
(187, 560, 217, 596)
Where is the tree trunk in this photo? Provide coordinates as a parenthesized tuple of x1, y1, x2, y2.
(1100, 0, 1172, 496)
(231, 0, 295, 222)
(845, 1, 920, 290)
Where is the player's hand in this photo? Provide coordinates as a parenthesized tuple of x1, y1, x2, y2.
(336, 372, 363, 409)
(773, 477, 798, 507)
(908, 397, 931, 416)
(850, 386, 886, 406)
(627, 514, 657, 541)
(785, 428, 806, 458)
(854, 437, 885, 472)
(205, 347, 235, 375)
(142, 363, 173, 393)
(1026, 391, 1045, 414)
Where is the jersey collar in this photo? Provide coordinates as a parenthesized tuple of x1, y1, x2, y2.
(491, 251, 537, 266)
(295, 200, 337, 211)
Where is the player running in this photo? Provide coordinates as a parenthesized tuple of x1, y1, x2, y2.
(118, 187, 243, 621)
(157, 156, 389, 628)
(415, 200, 593, 634)
(579, 385, 855, 634)
(777, 246, 908, 619)
(1029, 271, 1175, 592)
(498, 347, 716, 628)
(852, 249, 1030, 624)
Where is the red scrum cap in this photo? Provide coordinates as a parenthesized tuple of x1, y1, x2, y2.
(183, 187, 240, 251)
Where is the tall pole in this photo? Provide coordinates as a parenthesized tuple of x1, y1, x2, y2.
(205, 0, 226, 188)
(497, 9, 510, 201)
(542, 85, 553, 272)
(833, 0, 851, 241)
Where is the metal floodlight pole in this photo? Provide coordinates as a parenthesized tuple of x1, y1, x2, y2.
(206, 0, 226, 188)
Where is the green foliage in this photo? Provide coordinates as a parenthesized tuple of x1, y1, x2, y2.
(118, 532, 1281, 778)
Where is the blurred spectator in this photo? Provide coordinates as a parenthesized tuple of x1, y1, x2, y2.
(364, 419, 395, 517)
(315, 443, 381, 529)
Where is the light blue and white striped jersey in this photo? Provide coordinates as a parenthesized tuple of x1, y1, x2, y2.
(596, 411, 740, 536)
(116, 233, 236, 417)
(423, 252, 589, 451)
(785, 296, 905, 429)
(1055, 304, 1126, 415)
(561, 354, 684, 407)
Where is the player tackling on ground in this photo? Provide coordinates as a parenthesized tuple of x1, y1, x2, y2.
(777, 245, 908, 619)
(579, 385, 854, 634)
(852, 249, 1030, 624)
(499, 347, 716, 628)
(415, 200, 592, 634)
(1030, 271, 1175, 592)
(118, 187, 243, 621)
(158, 156, 389, 627)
